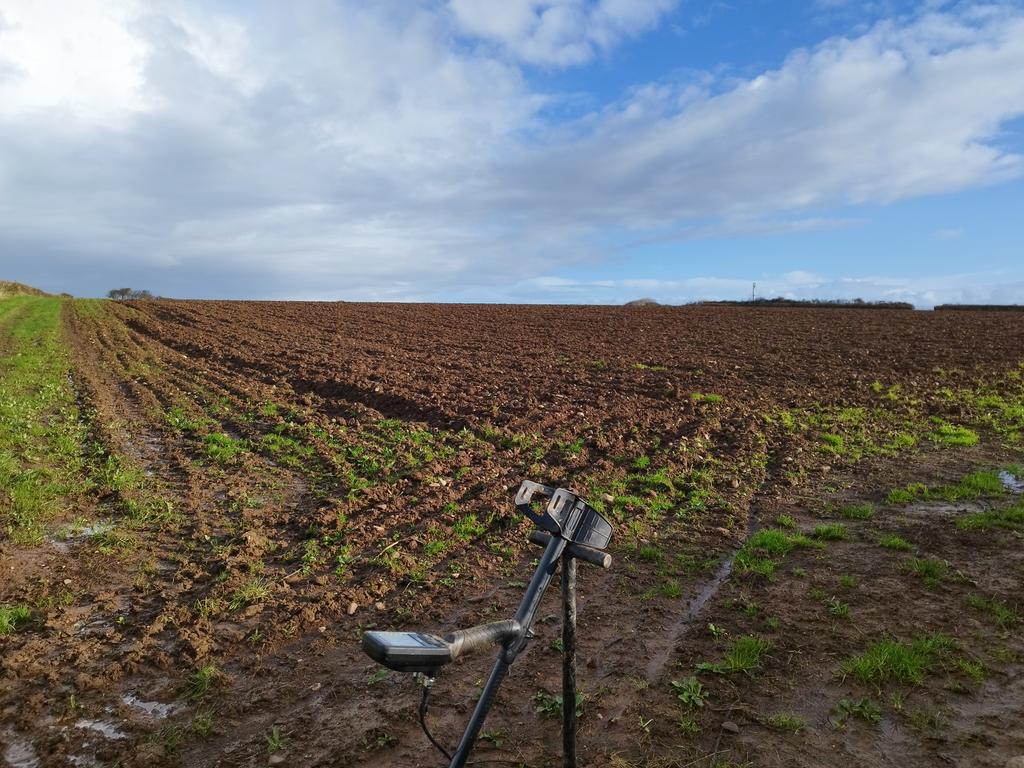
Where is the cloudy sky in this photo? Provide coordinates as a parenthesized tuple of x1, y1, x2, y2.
(1, 0, 1023, 306)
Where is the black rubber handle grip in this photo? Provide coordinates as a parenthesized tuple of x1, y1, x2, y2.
(444, 619, 521, 660)
(528, 530, 612, 569)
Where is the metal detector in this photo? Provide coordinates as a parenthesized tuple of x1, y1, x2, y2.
(362, 480, 613, 767)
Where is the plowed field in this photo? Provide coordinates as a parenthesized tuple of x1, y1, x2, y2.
(2, 299, 1023, 768)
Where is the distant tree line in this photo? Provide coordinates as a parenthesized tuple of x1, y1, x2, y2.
(700, 297, 914, 310)
(107, 288, 155, 301)
(933, 304, 1024, 311)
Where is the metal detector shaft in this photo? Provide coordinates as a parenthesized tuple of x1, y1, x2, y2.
(562, 552, 577, 768)
(448, 533, 568, 767)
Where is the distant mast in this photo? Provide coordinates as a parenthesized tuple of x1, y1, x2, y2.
(752, 282, 756, 301)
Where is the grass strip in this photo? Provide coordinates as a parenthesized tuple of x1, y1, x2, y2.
(0, 296, 89, 543)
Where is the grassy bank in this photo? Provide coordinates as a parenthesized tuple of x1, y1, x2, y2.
(0, 296, 89, 543)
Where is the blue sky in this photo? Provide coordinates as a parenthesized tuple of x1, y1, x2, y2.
(1, 0, 1022, 306)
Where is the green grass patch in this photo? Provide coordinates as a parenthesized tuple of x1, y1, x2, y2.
(0, 603, 31, 635)
(0, 297, 92, 543)
(698, 634, 771, 676)
(842, 635, 954, 686)
(735, 528, 820, 577)
(453, 513, 486, 540)
(811, 523, 847, 541)
(956, 500, 1024, 531)
(887, 483, 928, 504)
(228, 578, 272, 610)
(760, 713, 806, 733)
(966, 594, 1021, 629)
(203, 433, 249, 463)
(820, 433, 845, 454)
(839, 504, 875, 520)
(690, 392, 723, 404)
(887, 471, 1006, 506)
(878, 534, 914, 551)
(927, 423, 979, 447)
(905, 557, 947, 587)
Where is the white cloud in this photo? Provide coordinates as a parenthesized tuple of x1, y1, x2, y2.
(447, 0, 677, 66)
(505, 6, 1024, 226)
(0, 2, 1022, 301)
(0, 0, 149, 122)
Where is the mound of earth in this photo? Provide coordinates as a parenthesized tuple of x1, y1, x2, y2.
(0, 280, 48, 298)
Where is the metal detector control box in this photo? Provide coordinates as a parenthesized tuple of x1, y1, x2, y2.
(362, 631, 452, 673)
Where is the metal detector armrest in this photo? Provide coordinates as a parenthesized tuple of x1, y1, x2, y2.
(514, 481, 612, 550)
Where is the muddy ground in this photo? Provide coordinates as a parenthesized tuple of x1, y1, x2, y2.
(1, 301, 1023, 767)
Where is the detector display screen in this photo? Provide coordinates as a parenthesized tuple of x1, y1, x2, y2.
(361, 631, 453, 672)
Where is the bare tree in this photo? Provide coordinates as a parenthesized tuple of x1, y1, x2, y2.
(107, 288, 155, 300)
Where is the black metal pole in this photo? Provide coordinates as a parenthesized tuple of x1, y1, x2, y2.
(561, 553, 577, 768)
(448, 654, 509, 767)
(448, 534, 567, 767)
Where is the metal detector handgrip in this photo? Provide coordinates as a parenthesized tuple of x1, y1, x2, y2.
(444, 620, 520, 660)
(528, 530, 611, 569)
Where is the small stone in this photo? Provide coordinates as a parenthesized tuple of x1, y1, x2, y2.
(268, 754, 286, 765)
(318, 625, 327, 633)
(311, 682, 322, 692)
(721, 720, 740, 735)
(346, 601, 358, 615)
(601, 493, 614, 504)
(730, 478, 739, 488)
(374, 601, 385, 611)
(63, 579, 72, 586)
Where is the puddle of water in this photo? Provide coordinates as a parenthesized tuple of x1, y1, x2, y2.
(121, 693, 178, 719)
(1, 729, 40, 768)
(48, 520, 115, 554)
(68, 521, 115, 538)
(998, 470, 1023, 493)
(644, 544, 743, 681)
(74, 720, 126, 741)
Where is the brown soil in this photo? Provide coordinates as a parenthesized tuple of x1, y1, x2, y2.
(1, 301, 1022, 768)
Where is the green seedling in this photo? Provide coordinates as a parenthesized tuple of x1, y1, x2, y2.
(479, 729, 506, 748)
(670, 677, 706, 708)
(265, 726, 289, 753)
(826, 597, 850, 618)
(183, 665, 219, 701)
(229, 578, 271, 610)
(533, 690, 585, 719)
(833, 697, 881, 725)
